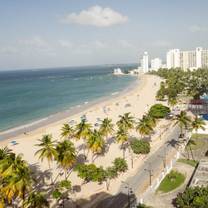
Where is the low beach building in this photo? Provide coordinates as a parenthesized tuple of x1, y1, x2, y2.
(189, 158, 208, 187)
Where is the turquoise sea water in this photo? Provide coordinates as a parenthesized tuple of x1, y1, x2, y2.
(0, 65, 137, 131)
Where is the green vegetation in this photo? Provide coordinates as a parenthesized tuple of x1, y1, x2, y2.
(151, 68, 208, 102)
(75, 163, 106, 183)
(175, 186, 208, 208)
(0, 106, 170, 207)
(136, 115, 154, 138)
(87, 129, 105, 161)
(191, 117, 206, 133)
(24, 192, 49, 208)
(157, 170, 185, 193)
(175, 111, 191, 137)
(116, 112, 135, 131)
(99, 118, 114, 139)
(130, 139, 150, 154)
(74, 157, 128, 190)
(113, 157, 128, 173)
(148, 104, 170, 119)
(61, 123, 74, 139)
(190, 134, 208, 150)
(177, 158, 198, 167)
(137, 204, 152, 208)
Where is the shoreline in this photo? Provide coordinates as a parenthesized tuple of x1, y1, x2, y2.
(0, 74, 162, 202)
(0, 75, 142, 143)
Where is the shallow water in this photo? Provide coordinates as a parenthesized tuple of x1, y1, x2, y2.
(0, 65, 137, 131)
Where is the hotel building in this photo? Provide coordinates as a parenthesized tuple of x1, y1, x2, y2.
(140, 51, 149, 73)
(151, 58, 162, 71)
(166, 47, 208, 70)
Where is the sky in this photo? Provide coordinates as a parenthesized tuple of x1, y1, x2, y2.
(0, 0, 208, 70)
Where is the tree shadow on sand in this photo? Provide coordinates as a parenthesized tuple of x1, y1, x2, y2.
(30, 163, 52, 191)
(67, 191, 137, 208)
(106, 136, 115, 146)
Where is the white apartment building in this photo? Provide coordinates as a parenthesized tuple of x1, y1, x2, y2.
(140, 51, 149, 73)
(166, 49, 180, 69)
(151, 58, 162, 71)
(166, 47, 208, 70)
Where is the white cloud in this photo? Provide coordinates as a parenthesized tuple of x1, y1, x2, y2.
(61, 5, 128, 27)
(189, 25, 208, 32)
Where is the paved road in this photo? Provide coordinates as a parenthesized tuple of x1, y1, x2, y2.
(94, 125, 181, 208)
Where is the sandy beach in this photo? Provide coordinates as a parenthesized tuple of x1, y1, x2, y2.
(0, 74, 163, 204)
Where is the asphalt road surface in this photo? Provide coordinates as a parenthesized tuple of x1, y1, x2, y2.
(94, 125, 181, 208)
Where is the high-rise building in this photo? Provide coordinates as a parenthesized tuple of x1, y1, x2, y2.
(166, 47, 208, 70)
(166, 49, 180, 69)
(140, 52, 149, 73)
(151, 58, 162, 71)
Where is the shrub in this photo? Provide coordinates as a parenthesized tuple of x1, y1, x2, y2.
(130, 139, 150, 154)
(59, 180, 71, 190)
(175, 186, 208, 207)
(106, 166, 118, 179)
(148, 104, 170, 119)
(52, 189, 62, 199)
(113, 157, 128, 173)
(75, 164, 106, 183)
(137, 204, 152, 208)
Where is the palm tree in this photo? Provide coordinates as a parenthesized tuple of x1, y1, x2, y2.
(35, 135, 57, 184)
(136, 116, 154, 139)
(99, 118, 114, 140)
(116, 128, 129, 158)
(175, 111, 191, 137)
(191, 116, 206, 134)
(1, 154, 32, 206)
(145, 114, 156, 128)
(61, 124, 74, 140)
(24, 192, 49, 208)
(0, 147, 12, 160)
(35, 135, 57, 168)
(186, 139, 196, 160)
(116, 112, 135, 131)
(87, 130, 105, 162)
(75, 119, 92, 157)
(0, 153, 24, 178)
(56, 140, 76, 179)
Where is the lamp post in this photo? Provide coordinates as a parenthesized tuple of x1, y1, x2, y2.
(121, 181, 134, 208)
(144, 162, 153, 187)
(158, 148, 167, 169)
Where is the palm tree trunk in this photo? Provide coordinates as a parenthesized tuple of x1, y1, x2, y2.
(48, 161, 54, 185)
(180, 126, 183, 137)
(131, 155, 133, 169)
(22, 188, 26, 208)
(190, 146, 194, 160)
(83, 142, 86, 159)
(186, 148, 190, 160)
(106, 179, 110, 191)
(64, 170, 67, 180)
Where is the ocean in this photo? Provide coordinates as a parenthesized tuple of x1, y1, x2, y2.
(0, 64, 138, 132)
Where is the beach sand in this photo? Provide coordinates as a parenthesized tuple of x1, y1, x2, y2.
(0, 74, 163, 203)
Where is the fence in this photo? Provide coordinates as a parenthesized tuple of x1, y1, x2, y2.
(137, 132, 191, 204)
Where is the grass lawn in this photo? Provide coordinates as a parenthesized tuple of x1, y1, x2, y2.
(190, 134, 208, 150)
(177, 158, 198, 167)
(157, 170, 185, 193)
